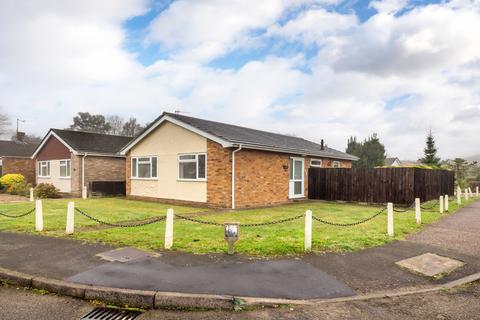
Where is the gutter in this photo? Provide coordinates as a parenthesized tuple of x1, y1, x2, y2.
(231, 145, 243, 209)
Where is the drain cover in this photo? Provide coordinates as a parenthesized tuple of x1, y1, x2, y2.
(81, 307, 142, 319)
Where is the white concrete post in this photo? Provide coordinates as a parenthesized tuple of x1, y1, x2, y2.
(82, 186, 88, 199)
(29, 188, 34, 202)
(164, 208, 174, 249)
(387, 203, 394, 237)
(444, 195, 449, 212)
(457, 187, 462, 205)
(66, 202, 75, 235)
(469, 187, 473, 197)
(477, 186, 479, 197)
(415, 198, 421, 224)
(304, 210, 312, 252)
(439, 196, 444, 213)
(35, 200, 43, 232)
(465, 188, 469, 200)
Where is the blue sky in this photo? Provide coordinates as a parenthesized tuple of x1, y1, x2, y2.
(1, 0, 479, 159)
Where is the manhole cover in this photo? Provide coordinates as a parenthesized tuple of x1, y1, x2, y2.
(396, 253, 465, 278)
(81, 307, 142, 319)
(96, 247, 159, 263)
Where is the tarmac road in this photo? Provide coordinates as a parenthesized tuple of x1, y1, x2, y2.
(1, 281, 480, 320)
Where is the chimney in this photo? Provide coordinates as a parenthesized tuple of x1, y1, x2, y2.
(16, 131, 25, 142)
(320, 139, 325, 151)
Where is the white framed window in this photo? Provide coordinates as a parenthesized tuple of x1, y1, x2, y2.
(38, 161, 50, 177)
(131, 156, 157, 179)
(59, 160, 71, 178)
(178, 153, 206, 181)
(310, 159, 323, 167)
(332, 161, 341, 168)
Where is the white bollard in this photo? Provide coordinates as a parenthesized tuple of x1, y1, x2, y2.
(387, 203, 394, 237)
(469, 187, 473, 197)
(82, 186, 88, 199)
(439, 196, 444, 213)
(465, 189, 469, 200)
(457, 188, 462, 205)
(415, 198, 421, 224)
(35, 200, 43, 232)
(29, 188, 34, 202)
(445, 195, 449, 212)
(164, 208, 174, 249)
(66, 202, 75, 235)
(477, 186, 479, 197)
(304, 210, 312, 252)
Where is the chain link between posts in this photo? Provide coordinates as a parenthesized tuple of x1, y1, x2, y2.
(75, 208, 166, 227)
(0, 208, 35, 218)
(312, 207, 387, 227)
(420, 200, 439, 210)
(173, 213, 305, 227)
(393, 201, 416, 213)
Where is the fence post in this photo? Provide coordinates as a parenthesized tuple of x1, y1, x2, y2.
(457, 187, 462, 205)
(387, 203, 394, 237)
(465, 188, 469, 200)
(439, 196, 444, 213)
(469, 187, 473, 197)
(304, 210, 312, 252)
(82, 186, 88, 199)
(66, 202, 75, 235)
(415, 198, 421, 224)
(477, 186, 479, 197)
(444, 195, 449, 212)
(164, 208, 174, 249)
(35, 200, 43, 232)
(29, 188, 34, 202)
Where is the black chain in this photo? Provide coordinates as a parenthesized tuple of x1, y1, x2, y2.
(393, 202, 415, 213)
(173, 213, 224, 226)
(241, 214, 304, 227)
(75, 208, 165, 227)
(312, 207, 386, 227)
(0, 208, 35, 218)
(421, 200, 439, 210)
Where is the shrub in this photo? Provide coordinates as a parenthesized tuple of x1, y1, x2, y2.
(6, 181, 30, 196)
(0, 174, 26, 190)
(34, 183, 60, 199)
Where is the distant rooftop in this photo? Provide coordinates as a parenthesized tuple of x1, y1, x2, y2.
(0, 140, 38, 158)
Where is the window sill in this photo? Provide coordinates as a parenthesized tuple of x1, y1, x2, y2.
(59, 177, 71, 180)
(38, 176, 51, 179)
(131, 177, 158, 181)
(177, 179, 207, 182)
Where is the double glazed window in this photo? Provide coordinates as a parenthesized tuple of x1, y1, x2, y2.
(310, 159, 322, 167)
(38, 161, 50, 177)
(178, 154, 206, 180)
(131, 156, 158, 179)
(59, 160, 71, 178)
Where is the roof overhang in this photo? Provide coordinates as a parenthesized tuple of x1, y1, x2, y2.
(31, 130, 77, 159)
(120, 114, 233, 155)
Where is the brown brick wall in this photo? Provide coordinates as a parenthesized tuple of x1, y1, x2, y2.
(36, 136, 70, 161)
(70, 155, 82, 196)
(84, 156, 126, 188)
(126, 154, 131, 195)
(2, 157, 36, 184)
(206, 141, 232, 208)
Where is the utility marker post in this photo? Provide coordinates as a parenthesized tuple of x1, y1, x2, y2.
(29, 188, 34, 202)
(439, 196, 444, 213)
(66, 202, 75, 234)
(35, 200, 43, 232)
(82, 186, 88, 199)
(415, 198, 421, 224)
(164, 209, 174, 249)
(457, 187, 462, 205)
(465, 189, 469, 200)
(444, 195, 449, 212)
(477, 186, 479, 197)
(304, 210, 312, 252)
(387, 203, 394, 237)
(469, 187, 473, 197)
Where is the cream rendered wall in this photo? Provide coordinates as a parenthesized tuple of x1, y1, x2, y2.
(36, 159, 71, 193)
(130, 122, 207, 202)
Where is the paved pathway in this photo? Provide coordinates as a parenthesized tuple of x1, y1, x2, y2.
(0, 200, 479, 299)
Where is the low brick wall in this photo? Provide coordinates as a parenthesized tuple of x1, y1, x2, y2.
(2, 157, 36, 184)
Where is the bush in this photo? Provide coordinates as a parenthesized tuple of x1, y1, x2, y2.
(0, 174, 26, 190)
(34, 183, 60, 199)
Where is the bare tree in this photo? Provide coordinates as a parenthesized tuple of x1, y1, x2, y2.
(122, 118, 145, 137)
(106, 115, 124, 135)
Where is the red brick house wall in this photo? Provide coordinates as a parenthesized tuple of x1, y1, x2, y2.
(2, 157, 36, 184)
(36, 136, 71, 161)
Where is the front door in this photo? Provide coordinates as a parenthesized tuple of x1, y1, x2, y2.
(289, 157, 304, 199)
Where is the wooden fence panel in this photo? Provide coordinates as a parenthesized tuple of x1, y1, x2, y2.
(308, 167, 454, 204)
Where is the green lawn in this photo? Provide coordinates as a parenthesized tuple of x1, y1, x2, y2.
(0, 197, 476, 256)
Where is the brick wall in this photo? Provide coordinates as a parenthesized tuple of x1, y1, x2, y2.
(70, 155, 82, 196)
(84, 156, 125, 188)
(206, 141, 232, 208)
(2, 157, 36, 184)
(126, 154, 131, 195)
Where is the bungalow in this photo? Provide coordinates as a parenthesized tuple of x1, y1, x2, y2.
(0, 140, 38, 184)
(31, 129, 132, 196)
(120, 113, 358, 208)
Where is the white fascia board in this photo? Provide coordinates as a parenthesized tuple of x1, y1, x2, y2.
(31, 130, 77, 159)
(120, 115, 233, 155)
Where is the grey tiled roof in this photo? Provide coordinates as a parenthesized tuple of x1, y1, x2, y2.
(0, 140, 38, 157)
(51, 129, 132, 155)
(164, 113, 358, 160)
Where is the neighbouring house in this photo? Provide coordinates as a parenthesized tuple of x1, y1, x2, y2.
(31, 129, 132, 196)
(120, 112, 358, 209)
(0, 140, 38, 184)
(385, 157, 402, 167)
